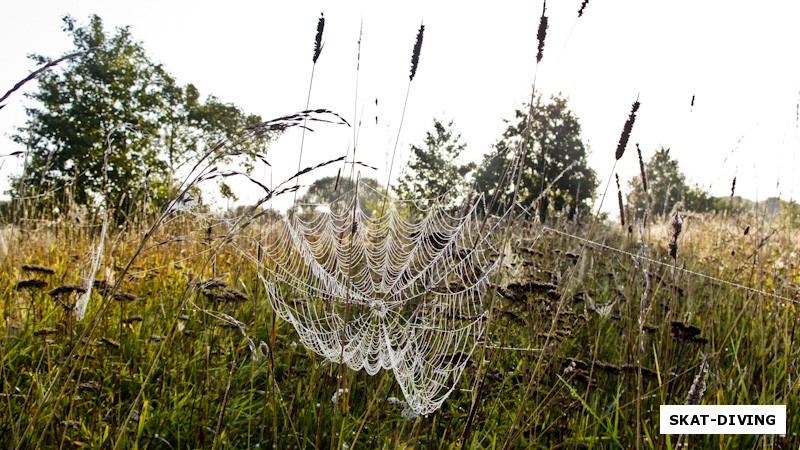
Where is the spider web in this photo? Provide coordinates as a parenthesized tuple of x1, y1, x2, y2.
(256, 180, 500, 415)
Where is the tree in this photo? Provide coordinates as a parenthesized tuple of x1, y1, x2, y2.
(393, 119, 475, 212)
(627, 146, 712, 220)
(474, 94, 598, 220)
(10, 15, 269, 223)
(297, 176, 385, 218)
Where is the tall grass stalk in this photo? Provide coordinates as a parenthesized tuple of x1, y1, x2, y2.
(381, 23, 424, 215)
(292, 12, 326, 209)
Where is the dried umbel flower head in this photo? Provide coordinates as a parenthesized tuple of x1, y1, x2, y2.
(410, 24, 425, 81)
(536, 2, 549, 63)
(16, 279, 48, 290)
(313, 12, 325, 64)
(48, 284, 87, 297)
(615, 100, 640, 160)
(22, 264, 55, 275)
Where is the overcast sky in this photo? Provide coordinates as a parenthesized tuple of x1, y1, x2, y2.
(2, 1, 799, 215)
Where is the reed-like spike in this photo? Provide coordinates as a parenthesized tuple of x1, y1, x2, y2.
(313, 13, 325, 64)
(684, 354, 708, 405)
(536, 2, 549, 63)
(578, 0, 590, 17)
(615, 100, 640, 160)
(730, 176, 736, 198)
(668, 207, 683, 260)
(616, 174, 625, 227)
(636, 143, 648, 194)
(410, 24, 425, 81)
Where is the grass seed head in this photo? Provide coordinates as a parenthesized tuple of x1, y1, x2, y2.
(578, 0, 590, 17)
(313, 12, 325, 64)
(636, 143, 648, 194)
(684, 354, 708, 405)
(668, 207, 684, 259)
(410, 24, 425, 81)
(615, 100, 640, 160)
(537, 2, 549, 63)
(616, 173, 625, 226)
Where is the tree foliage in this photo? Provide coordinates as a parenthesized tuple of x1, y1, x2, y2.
(474, 94, 598, 220)
(393, 119, 475, 211)
(627, 147, 712, 220)
(10, 15, 269, 222)
(297, 176, 385, 218)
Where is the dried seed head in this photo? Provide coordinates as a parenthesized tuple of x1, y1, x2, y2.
(636, 143, 648, 194)
(615, 100, 640, 160)
(101, 337, 120, 348)
(616, 174, 625, 227)
(313, 13, 325, 64)
(113, 292, 138, 302)
(22, 264, 55, 275)
(668, 206, 683, 260)
(16, 279, 48, 290)
(48, 284, 87, 297)
(670, 208, 684, 238)
(578, 0, 590, 17)
(685, 354, 708, 405)
(410, 24, 425, 81)
(536, 2, 549, 63)
(34, 328, 58, 336)
(730, 176, 737, 198)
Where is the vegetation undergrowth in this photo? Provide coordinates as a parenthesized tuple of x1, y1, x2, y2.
(1, 208, 798, 448)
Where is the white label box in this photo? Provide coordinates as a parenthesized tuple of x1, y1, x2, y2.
(660, 405, 786, 434)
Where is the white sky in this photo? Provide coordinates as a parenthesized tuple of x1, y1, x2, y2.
(2, 1, 799, 215)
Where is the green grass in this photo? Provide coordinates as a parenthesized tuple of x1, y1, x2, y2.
(1, 210, 799, 449)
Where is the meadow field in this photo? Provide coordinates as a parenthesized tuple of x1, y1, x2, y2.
(2, 5, 800, 449)
(1, 201, 798, 448)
